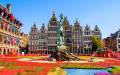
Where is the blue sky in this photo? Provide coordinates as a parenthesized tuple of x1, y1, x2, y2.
(0, 0, 120, 39)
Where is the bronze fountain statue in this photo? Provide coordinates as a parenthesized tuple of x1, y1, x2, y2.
(48, 13, 81, 61)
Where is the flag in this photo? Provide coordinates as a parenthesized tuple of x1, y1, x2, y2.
(6, 35, 10, 41)
(10, 37, 13, 42)
(6, 13, 8, 17)
(19, 23, 23, 26)
(13, 39, 16, 43)
(11, 26, 14, 29)
(17, 28, 20, 32)
(1, 11, 4, 16)
(0, 18, 2, 22)
(15, 19, 17, 24)
(3, 22, 6, 28)
(14, 27, 16, 32)
(10, 14, 14, 20)
(17, 21, 20, 25)
(7, 25, 11, 30)
(3, 36, 6, 41)
(19, 30, 21, 33)
(17, 39, 19, 44)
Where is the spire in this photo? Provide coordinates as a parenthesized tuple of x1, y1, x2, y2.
(85, 24, 89, 30)
(33, 21, 36, 27)
(42, 21, 45, 26)
(41, 21, 45, 29)
(34, 21, 35, 25)
(53, 11, 55, 16)
(94, 25, 99, 31)
(76, 18, 78, 23)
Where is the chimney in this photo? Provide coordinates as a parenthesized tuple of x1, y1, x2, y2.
(7, 4, 11, 12)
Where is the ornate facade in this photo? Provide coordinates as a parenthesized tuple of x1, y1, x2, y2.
(83, 24, 101, 54)
(20, 32, 29, 54)
(47, 12, 59, 54)
(62, 17, 72, 52)
(29, 11, 102, 55)
(29, 22, 38, 54)
(72, 19, 84, 55)
(103, 29, 120, 52)
(38, 22, 48, 55)
(29, 22, 48, 55)
(0, 4, 22, 54)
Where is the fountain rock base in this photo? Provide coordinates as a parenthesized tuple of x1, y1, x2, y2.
(48, 46, 81, 61)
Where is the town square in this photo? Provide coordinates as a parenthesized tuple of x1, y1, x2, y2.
(0, 0, 120, 75)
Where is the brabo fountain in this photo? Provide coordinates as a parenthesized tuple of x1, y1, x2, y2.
(49, 13, 81, 61)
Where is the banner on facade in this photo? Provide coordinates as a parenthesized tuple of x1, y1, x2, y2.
(86, 44, 88, 49)
(77, 44, 79, 49)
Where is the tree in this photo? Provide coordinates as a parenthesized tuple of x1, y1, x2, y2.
(91, 35, 103, 53)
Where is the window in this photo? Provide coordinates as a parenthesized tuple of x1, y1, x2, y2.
(119, 45, 120, 49)
(75, 33, 77, 37)
(118, 39, 120, 43)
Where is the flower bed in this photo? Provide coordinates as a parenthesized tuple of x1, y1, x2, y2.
(0, 56, 120, 75)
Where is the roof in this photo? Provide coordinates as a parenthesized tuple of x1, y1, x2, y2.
(111, 30, 119, 39)
(0, 3, 12, 14)
(0, 3, 7, 10)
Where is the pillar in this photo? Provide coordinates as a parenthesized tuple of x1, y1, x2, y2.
(1, 48, 3, 56)
(42, 51, 43, 55)
(47, 51, 48, 55)
(83, 48, 84, 54)
(5, 48, 7, 54)
(17, 50, 19, 54)
(44, 51, 45, 55)
(30, 51, 31, 54)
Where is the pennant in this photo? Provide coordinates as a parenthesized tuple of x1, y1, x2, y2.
(11, 26, 14, 29)
(1, 11, 4, 16)
(14, 27, 16, 32)
(10, 14, 14, 20)
(17, 28, 20, 32)
(7, 25, 11, 30)
(13, 38, 16, 43)
(17, 39, 19, 44)
(6, 35, 10, 41)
